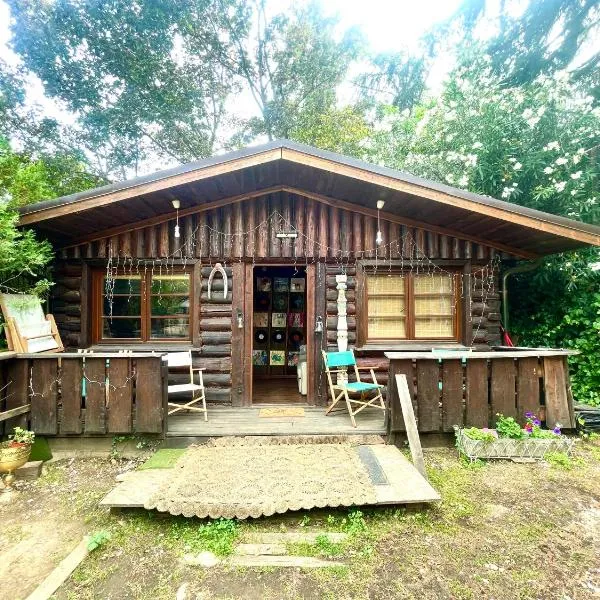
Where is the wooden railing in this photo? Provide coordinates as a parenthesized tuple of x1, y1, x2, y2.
(0, 352, 167, 437)
(385, 349, 576, 433)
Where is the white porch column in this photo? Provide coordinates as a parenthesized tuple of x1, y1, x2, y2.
(336, 274, 348, 384)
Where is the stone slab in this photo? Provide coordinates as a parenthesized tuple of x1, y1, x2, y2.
(16, 460, 43, 481)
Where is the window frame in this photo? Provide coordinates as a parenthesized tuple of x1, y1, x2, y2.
(91, 268, 195, 344)
(358, 266, 462, 346)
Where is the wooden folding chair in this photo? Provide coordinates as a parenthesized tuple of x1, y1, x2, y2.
(165, 351, 207, 420)
(322, 349, 386, 427)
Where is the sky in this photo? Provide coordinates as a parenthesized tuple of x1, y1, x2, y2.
(0, 0, 512, 172)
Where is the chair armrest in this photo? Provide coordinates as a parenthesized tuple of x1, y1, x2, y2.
(356, 366, 380, 385)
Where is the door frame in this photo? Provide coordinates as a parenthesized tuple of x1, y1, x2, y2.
(241, 263, 315, 406)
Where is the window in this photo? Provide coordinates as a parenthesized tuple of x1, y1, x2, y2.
(363, 271, 460, 343)
(92, 270, 192, 342)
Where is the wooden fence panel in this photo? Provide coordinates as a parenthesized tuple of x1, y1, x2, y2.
(491, 358, 516, 418)
(543, 356, 573, 428)
(30, 358, 58, 435)
(60, 358, 83, 434)
(135, 358, 164, 433)
(516, 357, 540, 423)
(84, 358, 107, 434)
(107, 358, 133, 433)
(442, 360, 464, 431)
(465, 360, 489, 427)
(416, 360, 440, 431)
(3, 359, 29, 431)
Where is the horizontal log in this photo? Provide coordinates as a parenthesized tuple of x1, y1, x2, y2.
(326, 266, 357, 276)
(52, 304, 81, 317)
(197, 344, 232, 357)
(200, 292, 232, 303)
(201, 278, 233, 292)
(53, 264, 82, 276)
(327, 330, 356, 344)
(205, 388, 232, 403)
(191, 357, 232, 371)
(201, 266, 233, 277)
(326, 276, 356, 289)
(55, 277, 81, 290)
(326, 289, 355, 302)
(55, 322, 81, 332)
(202, 373, 232, 387)
(470, 302, 488, 317)
(201, 331, 232, 344)
(200, 304, 232, 315)
(356, 358, 389, 370)
(54, 289, 81, 303)
(326, 316, 357, 330)
(326, 301, 356, 315)
(199, 317, 232, 332)
(64, 333, 81, 347)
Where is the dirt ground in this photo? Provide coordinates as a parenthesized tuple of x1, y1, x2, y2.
(1, 441, 599, 600)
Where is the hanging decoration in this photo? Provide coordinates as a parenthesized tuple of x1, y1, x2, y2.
(207, 262, 228, 300)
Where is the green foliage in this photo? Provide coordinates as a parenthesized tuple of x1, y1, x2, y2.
(495, 414, 524, 439)
(463, 427, 496, 443)
(344, 510, 368, 536)
(510, 252, 600, 407)
(87, 531, 111, 552)
(9, 427, 35, 445)
(168, 518, 239, 557)
(543, 451, 584, 470)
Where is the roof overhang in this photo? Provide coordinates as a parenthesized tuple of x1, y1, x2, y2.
(18, 140, 600, 258)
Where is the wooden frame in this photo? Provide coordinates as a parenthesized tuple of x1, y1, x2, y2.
(91, 267, 195, 344)
(245, 262, 315, 405)
(356, 263, 462, 347)
(166, 350, 207, 419)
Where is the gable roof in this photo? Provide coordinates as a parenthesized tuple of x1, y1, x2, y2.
(18, 139, 600, 258)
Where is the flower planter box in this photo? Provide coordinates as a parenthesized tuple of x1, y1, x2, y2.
(455, 428, 575, 460)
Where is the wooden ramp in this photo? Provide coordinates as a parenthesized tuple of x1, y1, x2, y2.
(100, 442, 440, 518)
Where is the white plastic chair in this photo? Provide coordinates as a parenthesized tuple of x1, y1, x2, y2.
(165, 351, 207, 420)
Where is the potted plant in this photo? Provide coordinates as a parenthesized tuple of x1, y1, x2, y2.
(455, 413, 575, 461)
(1, 427, 35, 489)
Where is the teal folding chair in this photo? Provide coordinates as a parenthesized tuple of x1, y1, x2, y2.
(322, 349, 386, 427)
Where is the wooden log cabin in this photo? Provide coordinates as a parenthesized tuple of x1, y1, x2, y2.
(10, 140, 600, 440)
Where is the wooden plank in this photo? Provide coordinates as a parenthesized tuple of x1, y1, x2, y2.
(280, 191, 292, 258)
(516, 357, 540, 424)
(84, 357, 107, 434)
(353, 212, 362, 257)
(543, 356, 573, 428)
(231, 263, 245, 407)
(329, 206, 340, 259)
(107, 358, 133, 433)
(388, 359, 414, 432)
(60, 358, 83, 434)
(305, 197, 316, 258)
(158, 221, 170, 257)
(4, 359, 30, 430)
(30, 359, 58, 435)
(294, 194, 305, 257)
(0, 404, 30, 422)
(465, 359, 489, 427)
(135, 357, 164, 433)
(416, 360, 441, 432)
(305, 263, 316, 406)
(245, 199, 256, 257)
(312, 262, 327, 405)
(395, 374, 426, 477)
(257, 195, 268, 258)
(490, 357, 516, 418)
(318, 202, 328, 259)
(243, 263, 253, 406)
(442, 360, 464, 431)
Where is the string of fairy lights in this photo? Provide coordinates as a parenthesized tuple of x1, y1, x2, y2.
(23, 209, 500, 405)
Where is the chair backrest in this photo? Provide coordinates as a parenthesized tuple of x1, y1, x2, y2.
(323, 350, 356, 369)
(165, 351, 193, 368)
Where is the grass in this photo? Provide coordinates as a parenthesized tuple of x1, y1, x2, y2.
(138, 448, 186, 470)
(544, 451, 585, 470)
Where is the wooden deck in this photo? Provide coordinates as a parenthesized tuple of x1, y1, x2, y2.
(167, 406, 387, 437)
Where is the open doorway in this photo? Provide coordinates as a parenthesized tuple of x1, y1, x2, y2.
(251, 265, 307, 404)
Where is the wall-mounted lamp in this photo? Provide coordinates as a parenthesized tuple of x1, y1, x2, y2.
(376, 200, 385, 245)
(172, 199, 181, 238)
(315, 315, 323, 334)
(236, 308, 244, 329)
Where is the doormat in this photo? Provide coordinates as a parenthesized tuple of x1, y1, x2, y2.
(259, 407, 305, 418)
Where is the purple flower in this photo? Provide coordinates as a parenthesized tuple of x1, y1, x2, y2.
(553, 426, 562, 435)
(525, 411, 533, 419)
(533, 419, 541, 426)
